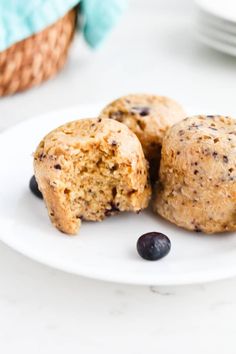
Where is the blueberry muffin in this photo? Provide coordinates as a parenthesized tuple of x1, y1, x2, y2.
(99, 94, 186, 179)
(34, 118, 151, 235)
(153, 115, 236, 234)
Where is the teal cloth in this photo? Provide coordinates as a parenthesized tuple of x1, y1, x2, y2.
(0, 0, 126, 51)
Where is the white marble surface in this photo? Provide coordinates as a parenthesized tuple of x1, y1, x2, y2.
(1, 0, 236, 352)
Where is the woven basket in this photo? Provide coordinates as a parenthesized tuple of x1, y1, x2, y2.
(0, 9, 76, 96)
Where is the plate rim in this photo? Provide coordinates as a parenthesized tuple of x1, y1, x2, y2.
(196, 0, 236, 24)
(196, 30, 236, 57)
(1, 104, 236, 286)
(1, 227, 236, 286)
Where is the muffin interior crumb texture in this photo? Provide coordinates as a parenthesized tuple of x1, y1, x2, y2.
(34, 118, 150, 235)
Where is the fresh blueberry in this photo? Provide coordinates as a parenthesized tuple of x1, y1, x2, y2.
(137, 232, 171, 261)
(29, 175, 43, 199)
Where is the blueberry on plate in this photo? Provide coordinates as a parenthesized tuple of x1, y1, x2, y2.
(137, 232, 171, 261)
(29, 175, 43, 199)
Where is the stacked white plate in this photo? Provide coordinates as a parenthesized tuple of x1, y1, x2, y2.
(195, 0, 236, 56)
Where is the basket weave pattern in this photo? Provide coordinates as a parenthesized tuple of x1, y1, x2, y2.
(0, 10, 76, 96)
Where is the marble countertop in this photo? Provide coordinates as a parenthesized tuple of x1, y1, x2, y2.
(1, 1, 236, 352)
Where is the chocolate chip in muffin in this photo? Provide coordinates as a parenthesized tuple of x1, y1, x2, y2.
(223, 155, 229, 163)
(131, 106, 150, 116)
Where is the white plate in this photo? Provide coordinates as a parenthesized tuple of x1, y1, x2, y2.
(196, 0, 236, 23)
(196, 27, 236, 57)
(197, 21, 236, 46)
(196, 9, 236, 35)
(1, 104, 236, 286)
